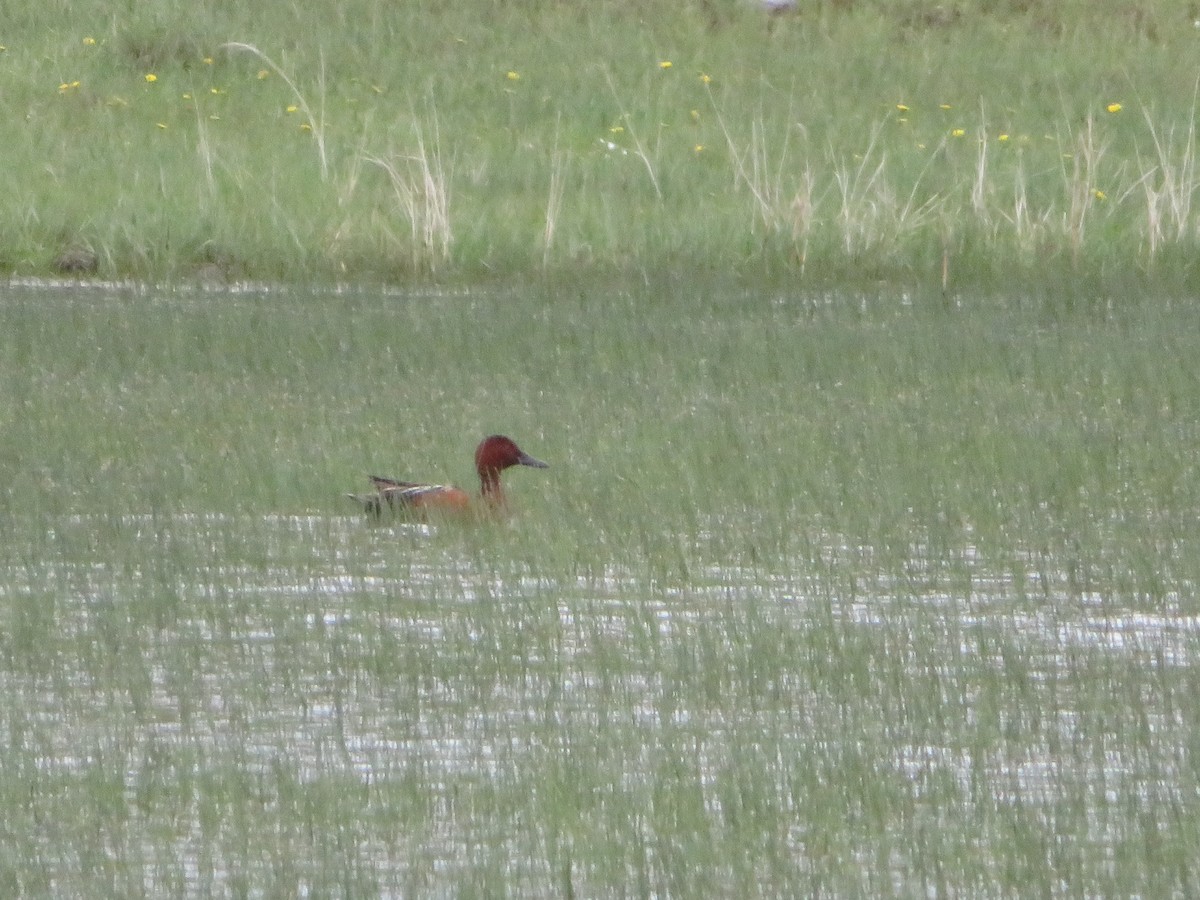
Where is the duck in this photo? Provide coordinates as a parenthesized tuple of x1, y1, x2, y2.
(349, 434, 548, 517)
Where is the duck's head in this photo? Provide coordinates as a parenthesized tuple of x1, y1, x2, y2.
(475, 435, 549, 476)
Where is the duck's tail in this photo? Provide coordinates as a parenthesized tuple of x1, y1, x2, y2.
(346, 489, 386, 516)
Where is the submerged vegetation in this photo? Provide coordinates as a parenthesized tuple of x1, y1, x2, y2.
(3, 283, 1200, 893)
(2, 0, 1200, 286)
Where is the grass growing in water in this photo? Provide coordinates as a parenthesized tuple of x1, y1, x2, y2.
(2, 0, 1200, 286)
(2, 280, 1200, 893)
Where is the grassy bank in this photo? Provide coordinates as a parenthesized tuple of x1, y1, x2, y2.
(2, 0, 1200, 286)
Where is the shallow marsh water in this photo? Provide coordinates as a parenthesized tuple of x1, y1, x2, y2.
(2, 281, 1199, 895)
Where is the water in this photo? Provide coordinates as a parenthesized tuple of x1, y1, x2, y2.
(4, 509, 1196, 895)
(3, 281, 1199, 894)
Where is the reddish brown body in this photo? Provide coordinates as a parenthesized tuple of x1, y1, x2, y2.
(351, 435, 548, 517)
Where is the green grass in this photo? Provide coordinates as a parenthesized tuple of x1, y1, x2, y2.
(5, 3, 1200, 893)
(3, 0, 1200, 286)
(2, 281, 1200, 894)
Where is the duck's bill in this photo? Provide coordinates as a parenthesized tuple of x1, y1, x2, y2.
(518, 452, 549, 469)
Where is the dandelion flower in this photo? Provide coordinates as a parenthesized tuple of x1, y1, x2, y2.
(998, 133, 1010, 142)
(690, 109, 700, 122)
(951, 128, 965, 138)
(506, 71, 520, 81)
(610, 125, 625, 134)
(1094, 189, 1107, 201)
(939, 103, 952, 110)
(659, 60, 672, 69)
(257, 69, 270, 80)
(300, 122, 312, 132)
(182, 92, 192, 100)
(286, 104, 298, 114)
(156, 122, 167, 129)
(700, 73, 712, 84)
(144, 73, 157, 83)
(896, 103, 909, 112)
(58, 80, 81, 93)
(1106, 103, 1122, 114)
(210, 87, 224, 95)
(694, 144, 704, 153)
(83, 36, 96, 46)
(203, 57, 214, 65)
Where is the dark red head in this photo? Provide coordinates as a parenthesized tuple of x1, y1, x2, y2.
(475, 435, 548, 475)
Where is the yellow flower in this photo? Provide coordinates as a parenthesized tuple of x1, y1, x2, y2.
(939, 103, 951, 110)
(694, 144, 704, 153)
(951, 128, 965, 138)
(83, 36, 96, 46)
(286, 104, 298, 114)
(896, 103, 909, 112)
(203, 57, 213, 65)
(998, 133, 1010, 142)
(700, 73, 712, 84)
(58, 80, 81, 93)
(659, 60, 672, 69)
(690, 109, 700, 122)
(506, 71, 520, 81)
(144, 73, 157, 83)
(182, 92, 192, 100)
(1094, 189, 1107, 201)
(257, 69, 270, 80)
(300, 122, 312, 132)
(1106, 102, 1122, 113)
(610, 125, 625, 134)
(210, 87, 224, 95)
(156, 122, 167, 129)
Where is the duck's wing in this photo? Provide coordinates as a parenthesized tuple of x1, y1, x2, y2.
(353, 476, 471, 513)
(369, 475, 419, 492)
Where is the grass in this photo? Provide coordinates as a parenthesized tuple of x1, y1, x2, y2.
(4, 0, 1200, 892)
(2, 281, 1200, 893)
(2, 0, 1200, 286)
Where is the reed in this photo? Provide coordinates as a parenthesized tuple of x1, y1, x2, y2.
(366, 118, 454, 274)
(1137, 94, 1200, 262)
